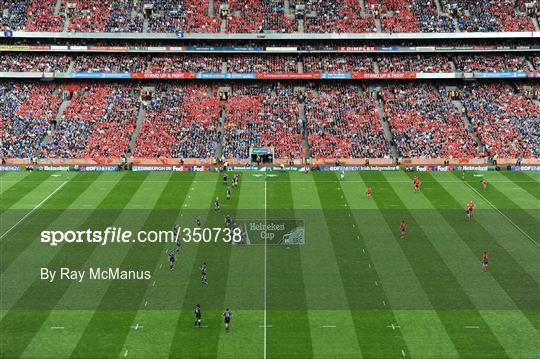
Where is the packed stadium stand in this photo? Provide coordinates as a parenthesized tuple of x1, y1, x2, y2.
(382, 84, 482, 158)
(222, 83, 304, 159)
(1, 78, 539, 162)
(0, 0, 539, 167)
(0, 53, 537, 74)
(305, 84, 390, 158)
(40, 83, 140, 158)
(1, 0, 538, 33)
(0, 83, 62, 158)
(148, 0, 220, 33)
(226, 55, 298, 73)
(133, 84, 221, 158)
(460, 83, 540, 158)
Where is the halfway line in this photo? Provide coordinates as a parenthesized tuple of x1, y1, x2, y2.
(263, 178, 268, 359)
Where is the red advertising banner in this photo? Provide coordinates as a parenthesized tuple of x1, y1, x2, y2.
(131, 73, 197, 79)
(255, 73, 321, 79)
(350, 72, 417, 79)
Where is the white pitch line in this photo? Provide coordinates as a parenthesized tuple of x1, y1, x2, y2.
(0, 181, 67, 240)
(264, 179, 268, 359)
(124, 350, 128, 358)
(152, 281, 156, 287)
(362, 248, 365, 253)
(463, 181, 538, 247)
(50, 326, 64, 330)
(401, 349, 406, 357)
(321, 325, 337, 328)
(465, 326, 480, 329)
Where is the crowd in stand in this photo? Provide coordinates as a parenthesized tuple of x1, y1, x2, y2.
(148, 0, 220, 33)
(41, 84, 139, 158)
(2, 81, 538, 160)
(25, 0, 64, 32)
(150, 55, 223, 73)
(64, 0, 111, 32)
(304, 85, 390, 158)
(365, 0, 420, 32)
(303, 55, 374, 73)
(222, 83, 304, 159)
(382, 84, 481, 158)
(226, 55, 298, 73)
(461, 83, 539, 158)
(412, 0, 455, 33)
(1, 1, 30, 30)
(377, 55, 452, 72)
(487, 1, 535, 32)
(104, 0, 144, 33)
(301, 0, 376, 33)
(1, 83, 61, 158)
(440, 0, 535, 32)
(227, 0, 298, 33)
(0, 54, 71, 72)
(380, 10, 421, 33)
(2, 53, 535, 74)
(134, 84, 221, 158)
(365, 0, 454, 33)
(2, 0, 535, 33)
(453, 54, 530, 72)
(72, 54, 147, 73)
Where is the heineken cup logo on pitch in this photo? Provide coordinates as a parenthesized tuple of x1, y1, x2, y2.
(236, 219, 305, 245)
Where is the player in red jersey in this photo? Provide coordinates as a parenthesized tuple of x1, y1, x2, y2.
(413, 176, 421, 192)
(400, 220, 407, 239)
(482, 251, 489, 272)
(481, 179, 488, 190)
(466, 201, 475, 220)
(365, 186, 372, 199)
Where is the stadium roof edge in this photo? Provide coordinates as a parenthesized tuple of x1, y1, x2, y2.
(3, 31, 540, 40)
